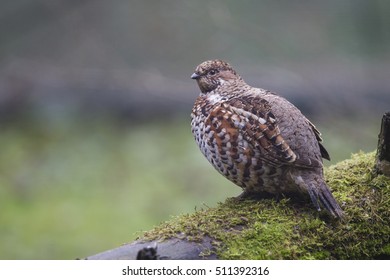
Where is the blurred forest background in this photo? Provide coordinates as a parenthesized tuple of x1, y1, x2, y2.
(1, 0, 389, 259)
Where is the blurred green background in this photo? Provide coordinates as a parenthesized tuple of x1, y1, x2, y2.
(0, 0, 389, 259)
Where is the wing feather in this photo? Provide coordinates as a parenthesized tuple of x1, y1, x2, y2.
(215, 96, 323, 168)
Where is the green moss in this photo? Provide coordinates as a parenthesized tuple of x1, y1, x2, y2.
(138, 152, 390, 259)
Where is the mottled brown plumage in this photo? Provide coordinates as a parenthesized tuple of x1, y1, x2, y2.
(190, 59, 343, 218)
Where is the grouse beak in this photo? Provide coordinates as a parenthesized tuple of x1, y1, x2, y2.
(191, 72, 200, 80)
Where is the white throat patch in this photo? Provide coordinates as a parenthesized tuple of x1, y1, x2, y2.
(207, 93, 227, 105)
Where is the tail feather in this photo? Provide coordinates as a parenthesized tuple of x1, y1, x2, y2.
(293, 174, 344, 218)
(310, 182, 344, 219)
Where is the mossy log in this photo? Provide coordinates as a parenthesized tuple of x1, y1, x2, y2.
(87, 152, 390, 260)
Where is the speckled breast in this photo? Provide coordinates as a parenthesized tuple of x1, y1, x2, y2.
(191, 96, 284, 194)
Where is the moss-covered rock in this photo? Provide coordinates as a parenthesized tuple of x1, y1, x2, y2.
(139, 152, 390, 259)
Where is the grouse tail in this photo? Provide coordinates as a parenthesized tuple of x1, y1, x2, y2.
(307, 181, 344, 219)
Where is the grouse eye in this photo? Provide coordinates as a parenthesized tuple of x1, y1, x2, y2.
(208, 69, 218, 76)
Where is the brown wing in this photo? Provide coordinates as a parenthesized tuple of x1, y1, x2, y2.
(307, 120, 331, 161)
(214, 96, 323, 169)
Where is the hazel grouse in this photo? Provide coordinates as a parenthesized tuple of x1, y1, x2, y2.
(190, 59, 343, 218)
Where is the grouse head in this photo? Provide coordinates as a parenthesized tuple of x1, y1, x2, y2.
(191, 59, 240, 93)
